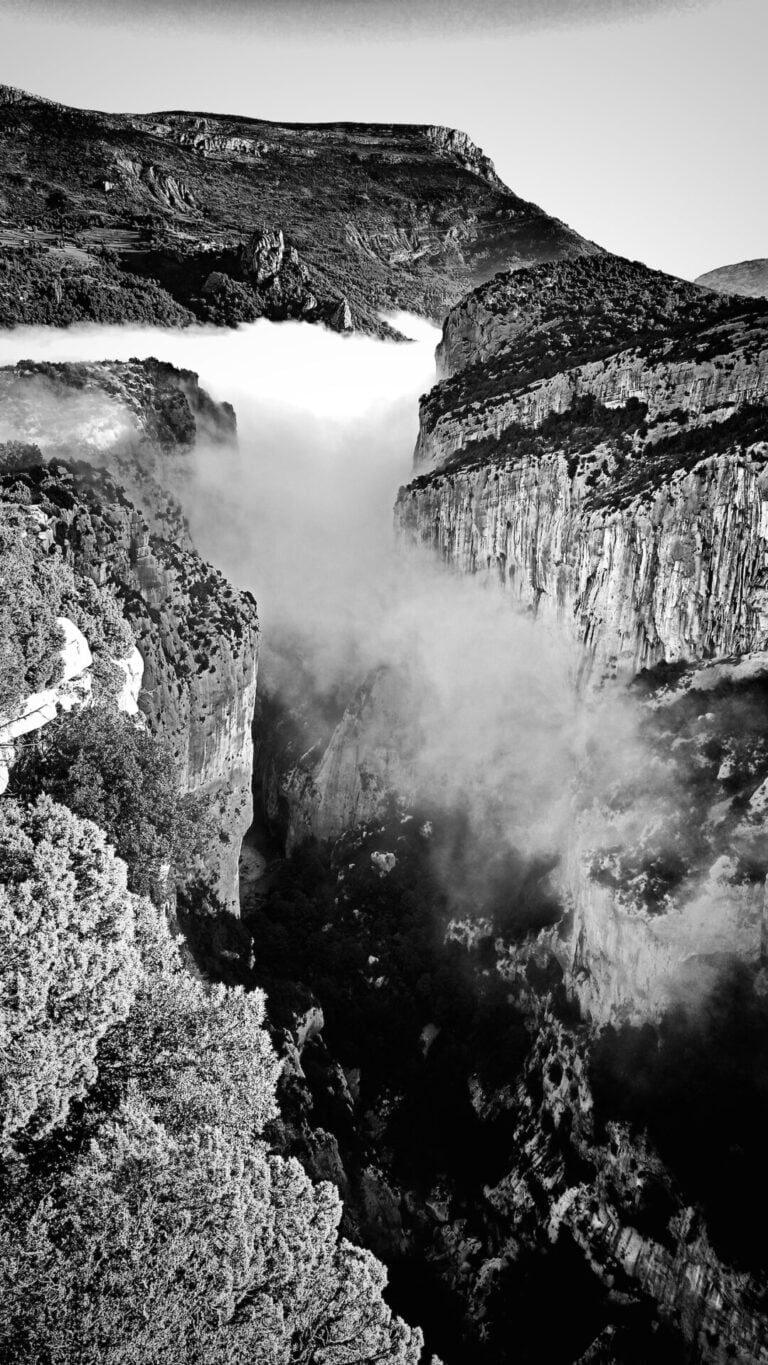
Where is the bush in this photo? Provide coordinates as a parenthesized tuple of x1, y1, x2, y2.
(0, 497, 135, 717)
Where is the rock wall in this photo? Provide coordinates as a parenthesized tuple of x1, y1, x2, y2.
(397, 449, 768, 682)
(0, 361, 256, 910)
(478, 1010, 768, 1365)
(278, 668, 418, 852)
(416, 343, 768, 471)
(0, 457, 258, 912)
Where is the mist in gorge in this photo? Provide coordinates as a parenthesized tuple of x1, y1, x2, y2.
(0, 316, 744, 984)
(0, 316, 596, 883)
(3, 12, 768, 1361)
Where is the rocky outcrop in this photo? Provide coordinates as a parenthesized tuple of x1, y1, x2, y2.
(423, 125, 506, 189)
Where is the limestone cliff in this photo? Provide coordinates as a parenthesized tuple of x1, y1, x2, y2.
(278, 668, 418, 852)
(398, 256, 768, 680)
(398, 445, 768, 682)
(0, 359, 258, 912)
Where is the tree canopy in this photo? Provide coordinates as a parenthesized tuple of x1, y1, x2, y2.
(0, 795, 140, 1155)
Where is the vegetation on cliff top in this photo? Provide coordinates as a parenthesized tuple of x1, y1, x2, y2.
(423, 253, 768, 429)
(0, 489, 134, 716)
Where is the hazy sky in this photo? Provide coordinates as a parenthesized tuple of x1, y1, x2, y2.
(2, 0, 765, 279)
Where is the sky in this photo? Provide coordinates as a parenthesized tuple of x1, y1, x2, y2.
(1, 0, 765, 280)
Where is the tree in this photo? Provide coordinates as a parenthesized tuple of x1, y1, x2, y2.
(0, 498, 134, 717)
(0, 504, 65, 715)
(13, 706, 210, 901)
(0, 1096, 423, 1365)
(100, 895, 281, 1142)
(0, 796, 141, 1155)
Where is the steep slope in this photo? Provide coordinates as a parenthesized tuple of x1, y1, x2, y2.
(696, 258, 768, 299)
(0, 84, 598, 333)
(397, 255, 768, 680)
(0, 361, 258, 910)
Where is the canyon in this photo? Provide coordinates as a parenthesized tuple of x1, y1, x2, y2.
(1, 107, 768, 1362)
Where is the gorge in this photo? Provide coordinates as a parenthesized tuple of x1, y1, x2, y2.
(1, 277, 767, 1362)
(1, 88, 768, 1365)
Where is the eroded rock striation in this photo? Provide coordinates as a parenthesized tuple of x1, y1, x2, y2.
(398, 255, 768, 680)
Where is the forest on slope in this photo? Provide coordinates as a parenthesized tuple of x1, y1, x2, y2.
(0, 414, 426, 1363)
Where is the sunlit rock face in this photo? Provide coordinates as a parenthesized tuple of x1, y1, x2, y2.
(397, 451, 768, 682)
(398, 255, 768, 682)
(0, 359, 257, 911)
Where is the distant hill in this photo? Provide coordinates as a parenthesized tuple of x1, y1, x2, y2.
(695, 257, 768, 299)
(0, 85, 599, 333)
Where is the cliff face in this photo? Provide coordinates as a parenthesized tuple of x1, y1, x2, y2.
(0, 361, 258, 911)
(398, 449, 768, 682)
(0, 85, 598, 333)
(474, 1008, 768, 1365)
(395, 255, 768, 1011)
(398, 256, 768, 681)
(278, 668, 418, 852)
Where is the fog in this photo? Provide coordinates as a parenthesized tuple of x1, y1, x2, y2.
(0, 315, 590, 868)
(0, 313, 760, 1018)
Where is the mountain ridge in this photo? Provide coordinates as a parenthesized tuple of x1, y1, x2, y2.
(696, 257, 768, 300)
(0, 84, 599, 333)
